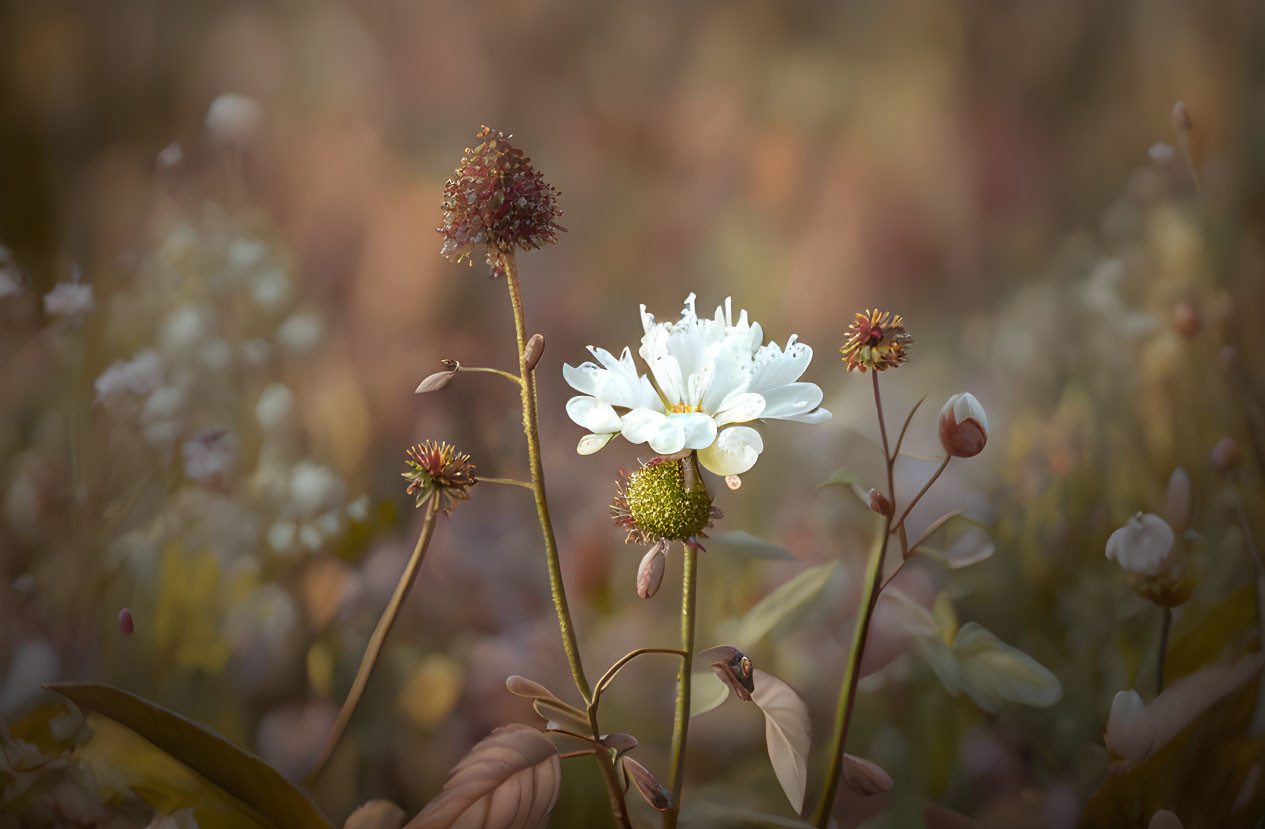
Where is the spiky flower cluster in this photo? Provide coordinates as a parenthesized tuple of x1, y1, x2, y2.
(840, 309, 911, 372)
(437, 127, 565, 273)
(403, 441, 477, 514)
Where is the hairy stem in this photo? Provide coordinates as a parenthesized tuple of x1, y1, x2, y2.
(304, 498, 439, 786)
(665, 542, 700, 829)
(812, 372, 895, 827)
(503, 254, 591, 701)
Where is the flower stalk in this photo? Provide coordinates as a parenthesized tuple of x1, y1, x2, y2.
(665, 540, 700, 829)
(304, 497, 440, 786)
(1157, 607, 1172, 694)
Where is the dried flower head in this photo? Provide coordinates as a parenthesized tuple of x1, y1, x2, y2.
(840, 309, 911, 372)
(438, 126, 564, 273)
(403, 441, 478, 514)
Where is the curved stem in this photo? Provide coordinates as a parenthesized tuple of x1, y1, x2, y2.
(890, 456, 951, 537)
(503, 255, 592, 701)
(664, 542, 700, 829)
(812, 372, 895, 827)
(461, 365, 524, 387)
(592, 648, 689, 707)
(891, 394, 927, 461)
(304, 498, 440, 786)
(481, 476, 534, 490)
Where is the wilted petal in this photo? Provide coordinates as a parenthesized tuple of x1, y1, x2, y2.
(698, 426, 763, 476)
(565, 397, 622, 434)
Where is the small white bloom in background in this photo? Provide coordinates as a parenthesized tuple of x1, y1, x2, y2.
(346, 494, 371, 522)
(1165, 467, 1192, 535)
(938, 392, 988, 458)
(141, 385, 185, 448)
(1105, 512, 1191, 607)
(563, 293, 831, 476)
(1148, 143, 1177, 164)
(159, 304, 214, 352)
(1148, 811, 1183, 829)
(95, 349, 164, 401)
(255, 382, 294, 430)
(277, 310, 323, 353)
(205, 93, 264, 145)
(181, 428, 236, 485)
(298, 523, 323, 551)
(241, 337, 272, 366)
(227, 238, 269, 272)
(250, 264, 290, 311)
(289, 461, 343, 517)
(1104, 689, 1153, 770)
(268, 520, 297, 554)
(199, 339, 233, 372)
(43, 281, 94, 318)
(155, 141, 184, 169)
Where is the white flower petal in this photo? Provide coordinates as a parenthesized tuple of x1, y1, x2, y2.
(698, 426, 764, 476)
(620, 409, 669, 446)
(749, 337, 813, 392)
(566, 397, 622, 433)
(647, 356, 686, 406)
(780, 407, 832, 424)
(649, 419, 686, 455)
(670, 412, 718, 450)
(714, 392, 766, 426)
(758, 383, 825, 420)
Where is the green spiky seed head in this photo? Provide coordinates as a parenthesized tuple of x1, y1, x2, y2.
(624, 459, 712, 542)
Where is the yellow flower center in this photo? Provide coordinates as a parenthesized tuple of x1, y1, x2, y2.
(669, 402, 701, 414)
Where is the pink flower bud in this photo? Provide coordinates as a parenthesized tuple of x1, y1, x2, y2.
(118, 608, 134, 635)
(636, 542, 667, 599)
(868, 488, 892, 517)
(1211, 437, 1240, 475)
(1171, 303, 1200, 338)
(938, 393, 988, 458)
(1164, 467, 1192, 535)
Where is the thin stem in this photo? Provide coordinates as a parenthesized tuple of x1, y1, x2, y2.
(461, 365, 524, 387)
(664, 542, 700, 829)
(304, 498, 440, 786)
(503, 255, 591, 701)
(481, 476, 534, 490)
(904, 509, 965, 556)
(559, 749, 600, 760)
(812, 372, 895, 828)
(1157, 608, 1172, 695)
(891, 394, 927, 461)
(890, 456, 951, 536)
(592, 648, 689, 706)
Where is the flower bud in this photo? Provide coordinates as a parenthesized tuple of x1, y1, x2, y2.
(523, 333, 545, 372)
(1105, 689, 1154, 773)
(868, 488, 892, 517)
(415, 366, 456, 393)
(1164, 467, 1192, 535)
(118, 608, 134, 635)
(842, 754, 894, 796)
(636, 542, 667, 599)
(1105, 512, 1192, 607)
(1211, 437, 1240, 475)
(938, 392, 988, 458)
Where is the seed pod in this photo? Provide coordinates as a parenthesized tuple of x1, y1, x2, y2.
(523, 333, 545, 372)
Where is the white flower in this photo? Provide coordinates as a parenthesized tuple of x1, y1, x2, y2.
(42, 281, 94, 317)
(1104, 689, 1153, 769)
(95, 349, 164, 401)
(205, 93, 264, 145)
(1105, 512, 1175, 576)
(181, 428, 236, 484)
(564, 294, 830, 476)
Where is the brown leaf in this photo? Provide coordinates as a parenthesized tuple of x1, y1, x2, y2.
(622, 756, 672, 811)
(522, 334, 545, 372)
(750, 669, 811, 814)
(344, 800, 406, 829)
(406, 724, 560, 829)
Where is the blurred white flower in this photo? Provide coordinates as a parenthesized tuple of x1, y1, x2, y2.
(1105, 513, 1174, 575)
(181, 428, 236, 484)
(289, 461, 343, 517)
(155, 141, 184, 169)
(199, 338, 233, 372)
(42, 281, 94, 317)
(268, 520, 297, 554)
(205, 93, 264, 145)
(256, 382, 294, 430)
(564, 293, 830, 475)
(241, 337, 272, 366)
(159, 304, 214, 352)
(147, 809, 198, 829)
(0, 244, 27, 298)
(1104, 689, 1153, 769)
(346, 494, 371, 522)
(277, 310, 323, 353)
(1147, 143, 1177, 164)
(227, 238, 269, 272)
(250, 264, 290, 311)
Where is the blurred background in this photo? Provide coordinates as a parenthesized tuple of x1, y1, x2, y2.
(2, 0, 1264, 826)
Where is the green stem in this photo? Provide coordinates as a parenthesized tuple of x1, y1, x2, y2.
(480, 476, 534, 490)
(592, 648, 689, 707)
(811, 371, 895, 827)
(665, 541, 700, 828)
(460, 365, 524, 386)
(1157, 607, 1172, 695)
(304, 498, 439, 786)
(503, 254, 592, 701)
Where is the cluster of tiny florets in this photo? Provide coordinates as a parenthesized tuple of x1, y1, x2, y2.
(840, 309, 911, 372)
(611, 458, 719, 546)
(437, 126, 565, 274)
(403, 441, 477, 514)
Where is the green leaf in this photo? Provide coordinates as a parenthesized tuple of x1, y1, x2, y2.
(817, 467, 860, 489)
(707, 531, 797, 561)
(46, 683, 334, 829)
(689, 671, 730, 718)
(731, 562, 838, 646)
